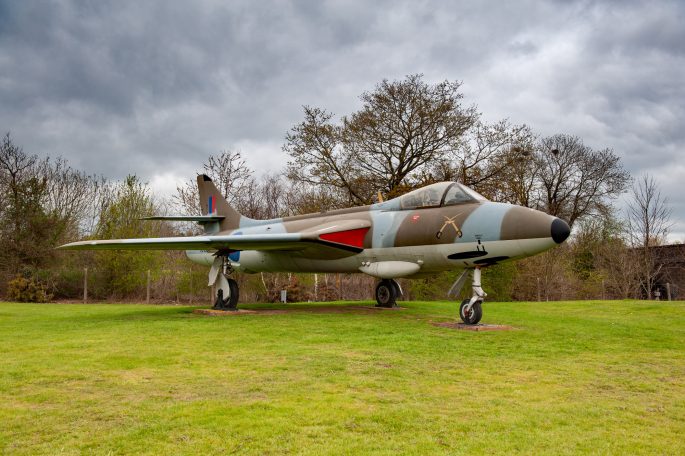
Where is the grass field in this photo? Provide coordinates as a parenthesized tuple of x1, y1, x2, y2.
(1, 300, 683, 455)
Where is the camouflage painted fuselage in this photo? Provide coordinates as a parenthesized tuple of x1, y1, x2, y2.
(186, 182, 569, 279)
(60, 177, 570, 280)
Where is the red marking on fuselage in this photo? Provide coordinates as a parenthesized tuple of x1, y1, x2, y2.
(319, 227, 369, 248)
(412, 215, 420, 222)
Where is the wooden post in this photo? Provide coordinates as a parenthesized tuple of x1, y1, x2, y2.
(337, 273, 342, 301)
(83, 267, 88, 303)
(602, 279, 606, 300)
(175, 270, 179, 303)
(314, 273, 318, 302)
(537, 277, 541, 302)
(146, 269, 151, 304)
(189, 269, 193, 305)
(666, 283, 672, 301)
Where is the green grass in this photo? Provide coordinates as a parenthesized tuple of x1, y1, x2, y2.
(0, 300, 683, 455)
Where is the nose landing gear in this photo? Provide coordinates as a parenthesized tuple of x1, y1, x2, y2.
(459, 298, 482, 324)
(449, 267, 487, 325)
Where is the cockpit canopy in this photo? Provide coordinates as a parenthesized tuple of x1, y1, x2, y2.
(398, 182, 488, 210)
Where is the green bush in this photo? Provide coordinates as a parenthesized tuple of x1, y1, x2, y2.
(6, 276, 53, 303)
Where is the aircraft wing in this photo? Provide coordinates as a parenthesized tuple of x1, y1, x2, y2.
(58, 233, 309, 252)
(58, 220, 371, 255)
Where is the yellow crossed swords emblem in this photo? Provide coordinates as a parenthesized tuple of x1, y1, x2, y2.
(436, 213, 463, 239)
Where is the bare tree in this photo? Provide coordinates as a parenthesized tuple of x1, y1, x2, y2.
(39, 157, 106, 238)
(494, 144, 541, 207)
(281, 180, 342, 216)
(0, 133, 37, 228)
(258, 174, 287, 219)
(625, 174, 673, 298)
(433, 120, 536, 200)
(626, 174, 672, 248)
(512, 248, 578, 301)
(238, 173, 289, 219)
(175, 149, 253, 215)
(283, 107, 357, 204)
(285, 74, 478, 205)
(534, 134, 630, 227)
(595, 240, 641, 299)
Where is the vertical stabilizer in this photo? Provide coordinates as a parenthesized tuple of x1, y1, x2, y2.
(197, 175, 249, 232)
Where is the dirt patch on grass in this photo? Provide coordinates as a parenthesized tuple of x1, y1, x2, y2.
(194, 305, 406, 316)
(432, 322, 515, 331)
(194, 309, 261, 316)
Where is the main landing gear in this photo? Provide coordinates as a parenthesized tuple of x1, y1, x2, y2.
(210, 256, 240, 311)
(213, 276, 239, 310)
(375, 279, 402, 307)
(450, 267, 487, 325)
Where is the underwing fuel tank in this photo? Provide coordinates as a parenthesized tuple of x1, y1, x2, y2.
(359, 261, 421, 279)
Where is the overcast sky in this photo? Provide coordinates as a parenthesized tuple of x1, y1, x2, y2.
(1, 0, 684, 239)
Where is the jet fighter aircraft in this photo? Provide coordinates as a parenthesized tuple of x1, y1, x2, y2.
(59, 175, 570, 324)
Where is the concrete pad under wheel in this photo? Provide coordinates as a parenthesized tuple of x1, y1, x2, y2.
(360, 306, 406, 310)
(432, 322, 515, 331)
(193, 309, 257, 316)
(193, 305, 407, 316)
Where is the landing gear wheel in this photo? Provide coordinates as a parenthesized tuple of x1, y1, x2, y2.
(391, 280, 402, 300)
(460, 299, 483, 325)
(375, 280, 397, 308)
(212, 278, 240, 311)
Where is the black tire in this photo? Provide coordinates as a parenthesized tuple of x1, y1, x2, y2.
(459, 299, 483, 325)
(226, 278, 239, 310)
(375, 280, 397, 307)
(212, 278, 240, 310)
(390, 279, 402, 300)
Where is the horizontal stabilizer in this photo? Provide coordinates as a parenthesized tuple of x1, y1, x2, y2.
(141, 215, 225, 224)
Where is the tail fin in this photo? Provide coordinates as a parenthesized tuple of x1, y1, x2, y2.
(197, 174, 250, 232)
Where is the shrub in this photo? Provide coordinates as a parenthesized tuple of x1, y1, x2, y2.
(6, 276, 53, 303)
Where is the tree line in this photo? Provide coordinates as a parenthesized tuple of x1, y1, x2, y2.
(0, 75, 675, 303)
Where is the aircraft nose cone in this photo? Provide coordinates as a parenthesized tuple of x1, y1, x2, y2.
(551, 218, 570, 244)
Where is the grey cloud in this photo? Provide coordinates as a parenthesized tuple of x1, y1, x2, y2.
(1, 0, 684, 238)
